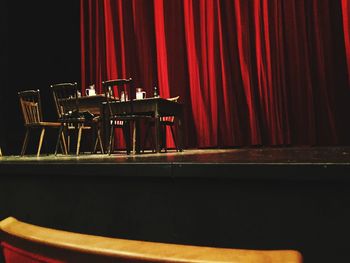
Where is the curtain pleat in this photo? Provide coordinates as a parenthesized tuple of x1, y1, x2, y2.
(342, 0, 350, 86)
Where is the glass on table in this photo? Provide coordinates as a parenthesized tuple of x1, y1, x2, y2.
(86, 84, 96, 96)
(136, 88, 146, 99)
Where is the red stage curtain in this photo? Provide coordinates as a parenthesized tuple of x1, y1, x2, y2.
(342, 0, 350, 86)
(80, 0, 350, 148)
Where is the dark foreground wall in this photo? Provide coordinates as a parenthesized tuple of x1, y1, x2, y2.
(0, 163, 350, 262)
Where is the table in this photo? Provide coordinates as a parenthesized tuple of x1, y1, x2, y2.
(74, 95, 184, 153)
(76, 94, 107, 115)
(101, 97, 184, 153)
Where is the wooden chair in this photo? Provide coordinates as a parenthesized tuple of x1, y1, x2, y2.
(102, 78, 153, 155)
(0, 147, 2, 157)
(143, 96, 180, 152)
(18, 90, 65, 157)
(50, 82, 104, 155)
(0, 217, 303, 263)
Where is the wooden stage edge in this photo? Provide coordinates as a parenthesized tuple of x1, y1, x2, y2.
(0, 147, 349, 181)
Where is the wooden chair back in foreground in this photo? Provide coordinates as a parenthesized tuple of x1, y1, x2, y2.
(0, 217, 303, 263)
(0, 147, 2, 156)
(18, 90, 63, 156)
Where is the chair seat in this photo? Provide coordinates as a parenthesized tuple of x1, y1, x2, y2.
(66, 125, 92, 130)
(111, 115, 153, 121)
(58, 117, 99, 123)
(160, 121, 174, 126)
(59, 117, 84, 123)
(25, 122, 61, 128)
(147, 119, 175, 126)
(57, 111, 98, 125)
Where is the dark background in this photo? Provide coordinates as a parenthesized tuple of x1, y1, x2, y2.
(0, 1, 81, 155)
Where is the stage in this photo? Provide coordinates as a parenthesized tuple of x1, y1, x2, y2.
(0, 147, 349, 179)
(0, 147, 350, 263)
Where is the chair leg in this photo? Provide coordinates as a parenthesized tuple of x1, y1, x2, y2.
(161, 125, 167, 153)
(61, 128, 68, 155)
(123, 122, 131, 155)
(0, 147, 2, 157)
(91, 124, 98, 154)
(97, 128, 104, 154)
(142, 122, 151, 153)
(21, 128, 30, 156)
(111, 127, 117, 154)
(37, 127, 46, 157)
(92, 125, 97, 154)
(67, 132, 71, 153)
(93, 136, 98, 154)
(142, 122, 156, 153)
(170, 125, 178, 151)
(76, 126, 83, 155)
(132, 121, 136, 154)
(93, 127, 104, 154)
(108, 125, 115, 155)
(55, 126, 64, 156)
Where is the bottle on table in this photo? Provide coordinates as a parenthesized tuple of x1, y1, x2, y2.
(153, 86, 159, 98)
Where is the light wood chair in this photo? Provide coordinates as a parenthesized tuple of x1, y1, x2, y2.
(0, 147, 2, 157)
(0, 217, 302, 263)
(18, 90, 65, 157)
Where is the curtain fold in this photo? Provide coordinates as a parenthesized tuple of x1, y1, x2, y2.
(81, 0, 350, 148)
(342, 0, 350, 86)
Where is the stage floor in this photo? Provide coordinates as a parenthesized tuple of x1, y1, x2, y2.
(1, 147, 349, 180)
(0, 146, 349, 164)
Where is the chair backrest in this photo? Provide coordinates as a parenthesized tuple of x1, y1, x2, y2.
(18, 90, 43, 125)
(167, 96, 180, 102)
(101, 78, 133, 117)
(161, 96, 180, 123)
(50, 83, 79, 119)
(0, 217, 303, 263)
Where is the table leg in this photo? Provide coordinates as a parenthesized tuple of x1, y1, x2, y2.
(155, 115, 160, 153)
(177, 107, 184, 152)
(135, 120, 141, 154)
(132, 121, 136, 154)
(101, 103, 110, 153)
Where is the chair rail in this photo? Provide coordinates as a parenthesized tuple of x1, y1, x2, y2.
(0, 217, 302, 263)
